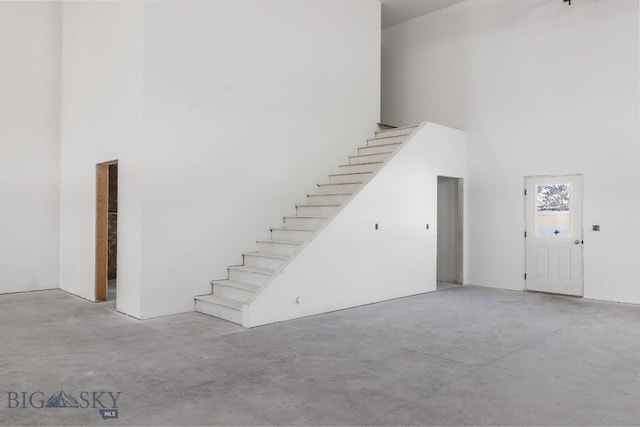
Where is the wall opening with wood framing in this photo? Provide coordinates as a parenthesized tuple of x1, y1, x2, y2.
(96, 160, 118, 301)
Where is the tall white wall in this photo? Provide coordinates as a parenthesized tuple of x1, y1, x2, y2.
(246, 123, 467, 327)
(0, 2, 61, 294)
(59, 0, 381, 319)
(59, 1, 145, 316)
(382, 0, 640, 303)
(138, 0, 381, 318)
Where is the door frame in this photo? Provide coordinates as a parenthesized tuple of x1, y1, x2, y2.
(95, 160, 118, 301)
(523, 173, 584, 295)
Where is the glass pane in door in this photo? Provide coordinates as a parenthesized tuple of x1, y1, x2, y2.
(535, 184, 571, 237)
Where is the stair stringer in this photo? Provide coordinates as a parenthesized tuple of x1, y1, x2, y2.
(242, 122, 467, 327)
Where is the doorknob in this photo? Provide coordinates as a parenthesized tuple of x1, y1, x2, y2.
(574, 240, 581, 245)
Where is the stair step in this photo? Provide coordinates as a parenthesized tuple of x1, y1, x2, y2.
(367, 135, 407, 146)
(195, 294, 243, 324)
(349, 152, 391, 165)
(211, 280, 258, 303)
(328, 172, 372, 184)
(283, 216, 326, 229)
(374, 125, 418, 138)
(243, 251, 288, 270)
(307, 193, 351, 204)
(296, 204, 341, 217)
(211, 279, 260, 293)
(317, 182, 362, 194)
(256, 240, 302, 256)
(338, 162, 383, 174)
(228, 265, 274, 286)
(270, 227, 315, 242)
(196, 293, 244, 309)
(358, 142, 401, 155)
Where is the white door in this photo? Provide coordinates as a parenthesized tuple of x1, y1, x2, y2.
(525, 175, 583, 296)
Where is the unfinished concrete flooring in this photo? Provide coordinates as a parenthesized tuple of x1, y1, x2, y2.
(2, 286, 640, 426)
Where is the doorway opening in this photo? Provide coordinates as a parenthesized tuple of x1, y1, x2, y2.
(437, 176, 463, 290)
(96, 160, 118, 302)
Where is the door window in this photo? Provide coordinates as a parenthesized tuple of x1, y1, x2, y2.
(535, 184, 571, 237)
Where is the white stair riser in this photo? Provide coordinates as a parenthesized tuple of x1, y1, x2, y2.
(350, 153, 390, 165)
(243, 254, 286, 270)
(359, 144, 399, 155)
(271, 228, 314, 242)
(368, 135, 406, 146)
(296, 205, 339, 217)
(328, 173, 371, 184)
(374, 127, 416, 138)
(307, 194, 351, 204)
(338, 163, 381, 174)
(228, 269, 270, 286)
(195, 299, 242, 324)
(257, 241, 300, 256)
(212, 284, 254, 303)
(283, 216, 325, 228)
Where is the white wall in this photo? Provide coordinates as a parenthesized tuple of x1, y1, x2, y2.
(0, 2, 61, 294)
(138, 0, 381, 318)
(246, 123, 467, 327)
(59, 1, 145, 316)
(382, 0, 640, 303)
(59, 0, 381, 319)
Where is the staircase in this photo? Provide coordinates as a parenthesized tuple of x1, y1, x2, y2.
(195, 125, 418, 325)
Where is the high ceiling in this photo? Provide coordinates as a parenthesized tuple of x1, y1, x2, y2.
(381, 0, 467, 29)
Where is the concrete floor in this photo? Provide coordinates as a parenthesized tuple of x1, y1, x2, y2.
(2, 286, 640, 426)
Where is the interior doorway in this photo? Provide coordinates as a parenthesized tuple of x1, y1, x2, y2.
(437, 176, 463, 289)
(96, 160, 118, 302)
